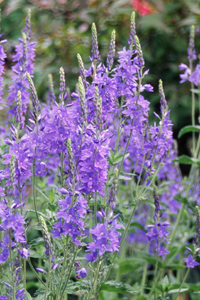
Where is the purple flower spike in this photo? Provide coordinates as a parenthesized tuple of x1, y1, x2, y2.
(183, 254, 199, 268)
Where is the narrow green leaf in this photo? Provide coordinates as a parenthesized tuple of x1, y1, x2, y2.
(25, 291, 33, 300)
(191, 89, 200, 95)
(100, 280, 138, 294)
(168, 288, 188, 294)
(118, 175, 131, 181)
(173, 155, 200, 166)
(178, 125, 200, 138)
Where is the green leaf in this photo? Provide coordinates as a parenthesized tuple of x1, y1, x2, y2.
(29, 238, 45, 249)
(162, 275, 169, 289)
(168, 288, 188, 294)
(118, 259, 141, 274)
(191, 89, 200, 95)
(178, 125, 200, 138)
(118, 175, 131, 181)
(108, 150, 129, 166)
(25, 291, 33, 300)
(63, 280, 89, 294)
(173, 155, 200, 166)
(34, 289, 53, 300)
(130, 222, 147, 232)
(100, 280, 138, 294)
(141, 253, 162, 267)
(174, 194, 188, 205)
(49, 189, 55, 203)
(48, 203, 57, 212)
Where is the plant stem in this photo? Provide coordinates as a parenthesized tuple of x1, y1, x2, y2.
(32, 157, 39, 223)
(153, 242, 159, 300)
(190, 59, 195, 152)
(56, 238, 69, 300)
(28, 257, 46, 287)
(44, 256, 51, 300)
(9, 232, 15, 300)
(61, 151, 64, 187)
(174, 268, 190, 300)
(24, 257, 26, 291)
(140, 244, 149, 296)
(59, 249, 77, 300)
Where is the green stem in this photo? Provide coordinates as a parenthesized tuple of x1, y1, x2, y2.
(28, 257, 46, 287)
(33, 157, 39, 223)
(87, 261, 101, 300)
(190, 59, 195, 152)
(153, 242, 159, 300)
(140, 244, 150, 296)
(59, 250, 77, 300)
(56, 238, 69, 300)
(174, 268, 190, 300)
(9, 232, 15, 300)
(105, 196, 139, 281)
(24, 258, 26, 292)
(44, 256, 51, 300)
(94, 191, 97, 226)
(61, 151, 64, 187)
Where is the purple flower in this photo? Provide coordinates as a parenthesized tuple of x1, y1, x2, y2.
(183, 254, 199, 268)
(77, 267, 87, 279)
(36, 268, 45, 273)
(158, 244, 170, 259)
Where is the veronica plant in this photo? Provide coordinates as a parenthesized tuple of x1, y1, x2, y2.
(0, 9, 200, 300)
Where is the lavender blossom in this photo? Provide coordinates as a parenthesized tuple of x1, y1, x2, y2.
(184, 254, 199, 268)
(59, 67, 66, 103)
(188, 25, 196, 60)
(47, 73, 56, 106)
(7, 10, 36, 116)
(106, 30, 116, 71)
(196, 206, 200, 239)
(0, 35, 7, 110)
(153, 186, 160, 221)
(91, 23, 100, 61)
(129, 11, 136, 52)
(40, 216, 52, 257)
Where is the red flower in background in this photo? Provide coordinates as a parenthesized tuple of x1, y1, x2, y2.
(132, 0, 155, 16)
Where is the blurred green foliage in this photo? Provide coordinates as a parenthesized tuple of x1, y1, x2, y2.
(1, 0, 200, 157)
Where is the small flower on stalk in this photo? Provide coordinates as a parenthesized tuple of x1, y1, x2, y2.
(159, 79, 167, 116)
(188, 25, 196, 60)
(10, 154, 16, 191)
(91, 23, 100, 61)
(77, 53, 87, 87)
(94, 86, 102, 126)
(48, 74, 56, 105)
(108, 167, 118, 209)
(196, 206, 200, 239)
(78, 76, 87, 126)
(36, 268, 45, 273)
(135, 35, 144, 68)
(107, 30, 116, 71)
(22, 32, 27, 65)
(17, 90, 24, 129)
(59, 67, 66, 103)
(40, 216, 52, 257)
(183, 254, 199, 268)
(77, 267, 87, 279)
(67, 138, 74, 171)
(158, 244, 169, 259)
(26, 72, 40, 118)
(153, 185, 160, 221)
(129, 11, 136, 53)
